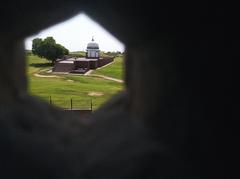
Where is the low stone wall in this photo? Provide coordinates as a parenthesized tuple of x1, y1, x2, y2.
(53, 57, 113, 73)
(89, 61, 98, 69)
(53, 62, 75, 72)
(98, 57, 114, 67)
(74, 61, 89, 69)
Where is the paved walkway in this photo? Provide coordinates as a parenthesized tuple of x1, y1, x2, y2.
(84, 70, 93, 76)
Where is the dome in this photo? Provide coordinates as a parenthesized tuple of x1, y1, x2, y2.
(87, 37, 99, 49)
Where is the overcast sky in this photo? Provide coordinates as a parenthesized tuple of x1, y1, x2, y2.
(24, 13, 125, 52)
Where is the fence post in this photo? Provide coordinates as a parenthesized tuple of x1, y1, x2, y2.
(49, 96, 52, 105)
(70, 98, 73, 110)
(90, 99, 93, 111)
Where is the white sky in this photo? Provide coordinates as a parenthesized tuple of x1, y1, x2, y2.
(24, 13, 125, 52)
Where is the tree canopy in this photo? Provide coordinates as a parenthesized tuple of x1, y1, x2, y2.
(32, 37, 69, 64)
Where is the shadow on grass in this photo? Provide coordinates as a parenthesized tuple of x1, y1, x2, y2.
(29, 63, 52, 68)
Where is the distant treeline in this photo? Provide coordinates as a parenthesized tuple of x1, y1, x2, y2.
(68, 51, 86, 58)
(68, 51, 124, 58)
(26, 50, 124, 58)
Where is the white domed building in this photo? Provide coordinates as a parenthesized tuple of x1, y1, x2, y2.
(86, 38, 100, 59)
(53, 37, 114, 74)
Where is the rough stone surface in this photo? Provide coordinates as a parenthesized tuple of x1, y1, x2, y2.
(0, 1, 236, 178)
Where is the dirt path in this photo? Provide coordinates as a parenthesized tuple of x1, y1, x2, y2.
(34, 73, 61, 78)
(88, 74, 124, 83)
(33, 68, 61, 78)
(34, 69, 123, 83)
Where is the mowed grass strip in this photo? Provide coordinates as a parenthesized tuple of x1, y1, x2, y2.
(27, 55, 123, 110)
(91, 56, 124, 80)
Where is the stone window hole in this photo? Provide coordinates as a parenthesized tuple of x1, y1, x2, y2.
(25, 13, 125, 115)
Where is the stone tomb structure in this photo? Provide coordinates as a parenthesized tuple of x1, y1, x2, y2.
(53, 38, 114, 73)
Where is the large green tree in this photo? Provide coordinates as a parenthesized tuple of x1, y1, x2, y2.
(32, 37, 69, 64)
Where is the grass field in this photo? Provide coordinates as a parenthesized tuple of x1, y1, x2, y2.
(27, 55, 51, 74)
(91, 57, 124, 79)
(69, 51, 86, 57)
(27, 55, 124, 110)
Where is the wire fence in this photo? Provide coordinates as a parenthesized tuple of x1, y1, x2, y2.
(41, 96, 93, 110)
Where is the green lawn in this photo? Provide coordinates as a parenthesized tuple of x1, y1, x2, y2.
(27, 55, 51, 74)
(27, 55, 124, 110)
(91, 57, 124, 80)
